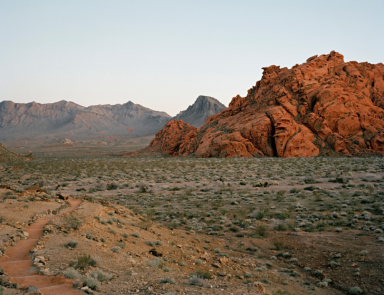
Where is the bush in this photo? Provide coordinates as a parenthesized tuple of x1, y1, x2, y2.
(255, 211, 266, 220)
(83, 277, 100, 291)
(63, 268, 81, 279)
(189, 275, 206, 286)
(254, 224, 269, 237)
(146, 257, 163, 268)
(349, 287, 364, 294)
(272, 237, 285, 250)
(274, 224, 288, 231)
(64, 241, 78, 249)
(107, 183, 118, 190)
(91, 270, 112, 282)
(192, 269, 212, 280)
(63, 214, 83, 231)
(159, 277, 175, 284)
(76, 254, 96, 270)
(111, 246, 120, 253)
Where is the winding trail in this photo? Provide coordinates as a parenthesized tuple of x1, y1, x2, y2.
(0, 198, 83, 294)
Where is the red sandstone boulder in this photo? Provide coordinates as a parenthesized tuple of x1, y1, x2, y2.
(146, 120, 197, 156)
(134, 51, 384, 158)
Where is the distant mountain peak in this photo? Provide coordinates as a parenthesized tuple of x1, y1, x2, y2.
(173, 95, 226, 127)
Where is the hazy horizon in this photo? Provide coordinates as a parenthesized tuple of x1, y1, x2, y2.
(1, 0, 383, 116)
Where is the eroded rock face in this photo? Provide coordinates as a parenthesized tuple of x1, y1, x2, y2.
(139, 51, 384, 158)
(146, 120, 197, 156)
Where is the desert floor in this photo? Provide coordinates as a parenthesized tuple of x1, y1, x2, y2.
(0, 154, 383, 295)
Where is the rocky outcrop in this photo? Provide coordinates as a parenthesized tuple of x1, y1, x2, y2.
(139, 51, 384, 158)
(146, 120, 197, 156)
(173, 96, 226, 127)
(0, 143, 32, 163)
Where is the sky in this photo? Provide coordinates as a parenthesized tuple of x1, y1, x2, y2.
(0, 1, 383, 116)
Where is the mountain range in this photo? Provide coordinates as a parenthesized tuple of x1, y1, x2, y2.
(0, 96, 226, 140)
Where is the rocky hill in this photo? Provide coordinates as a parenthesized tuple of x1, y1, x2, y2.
(139, 51, 384, 158)
(0, 100, 171, 139)
(173, 96, 226, 127)
(0, 143, 32, 163)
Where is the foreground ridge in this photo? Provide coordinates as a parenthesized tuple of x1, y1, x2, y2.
(133, 51, 384, 158)
(0, 198, 82, 294)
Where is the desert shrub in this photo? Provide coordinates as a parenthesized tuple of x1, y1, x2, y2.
(246, 246, 258, 252)
(274, 212, 290, 220)
(63, 268, 81, 279)
(274, 224, 288, 231)
(254, 224, 269, 237)
(159, 277, 175, 284)
(91, 270, 112, 282)
(328, 261, 340, 268)
(304, 177, 316, 184)
(348, 287, 364, 294)
(189, 275, 206, 286)
(139, 184, 148, 193)
(83, 277, 100, 291)
(62, 214, 83, 231)
(75, 254, 96, 270)
(64, 241, 78, 249)
(255, 210, 266, 220)
(146, 257, 163, 268)
(106, 183, 118, 190)
(272, 237, 285, 250)
(111, 246, 120, 253)
(138, 219, 153, 230)
(191, 269, 212, 280)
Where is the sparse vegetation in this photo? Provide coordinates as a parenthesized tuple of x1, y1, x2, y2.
(1, 156, 383, 294)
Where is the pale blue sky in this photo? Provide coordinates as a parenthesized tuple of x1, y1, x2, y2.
(0, 1, 383, 116)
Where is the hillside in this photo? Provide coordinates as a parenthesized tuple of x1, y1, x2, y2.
(0, 96, 226, 142)
(0, 100, 171, 139)
(0, 143, 32, 163)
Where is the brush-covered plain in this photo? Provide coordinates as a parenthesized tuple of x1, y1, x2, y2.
(0, 156, 383, 294)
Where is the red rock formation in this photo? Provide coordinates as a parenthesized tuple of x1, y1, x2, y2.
(146, 120, 197, 156)
(136, 52, 384, 158)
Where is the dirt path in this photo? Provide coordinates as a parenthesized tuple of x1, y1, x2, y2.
(0, 198, 83, 295)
